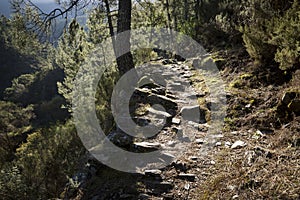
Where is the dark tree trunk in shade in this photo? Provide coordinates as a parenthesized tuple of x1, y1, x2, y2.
(115, 0, 135, 77)
(104, 0, 116, 55)
(194, 0, 202, 34)
(184, 0, 189, 21)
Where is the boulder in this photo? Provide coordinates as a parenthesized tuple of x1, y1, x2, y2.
(180, 105, 206, 123)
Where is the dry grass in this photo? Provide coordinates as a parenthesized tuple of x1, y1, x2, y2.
(190, 51, 300, 200)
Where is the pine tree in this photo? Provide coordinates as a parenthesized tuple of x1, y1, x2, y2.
(56, 20, 91, 107)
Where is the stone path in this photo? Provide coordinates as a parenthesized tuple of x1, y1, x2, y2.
(125, 59, 216, 199)
(65, 58, 225, 200)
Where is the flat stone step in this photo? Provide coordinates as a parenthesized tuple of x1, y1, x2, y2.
(178, 173, 196, 181)
(134, 142, 161, 150)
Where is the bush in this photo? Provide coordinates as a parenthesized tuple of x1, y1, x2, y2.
(14, 121, 85, 198)
(0, 101, 34, 165)
(240, 0, 300, 70)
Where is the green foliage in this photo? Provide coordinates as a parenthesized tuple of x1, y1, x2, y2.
(133, 48, 158, 65)
(0, 101, 34, 137)
(240, 0, 300, 70)
(56, 17, 119, 133)
(4, 73, 36, 102)
(0, 121, 84, 199)
(87, 7, 111, 44)
(271, 1, 300, 70)
(0, 101, 34, 165)
(0, 13, 45, 58)
(0, 165, 28, 199)
(132, 1, 168, 29)
(56, 20, 91, 107)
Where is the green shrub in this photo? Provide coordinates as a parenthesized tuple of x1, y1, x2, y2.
(240, 0, 300, 70)
(14, 121, 85, 198)
(0, 101, 34, 165)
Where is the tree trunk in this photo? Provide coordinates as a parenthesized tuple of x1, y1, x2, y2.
(172, 1, 178, 31)
(115, 0, 135, 77)
(165, 0, 174, 52)
(194, 0, 201, 34)
(184, 0, 189, 21)
(104, 0, 116, 55)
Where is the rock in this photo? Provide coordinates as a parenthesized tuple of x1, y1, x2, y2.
(288, 99, 300, 114)
(245, 103, 251, 108)
(186, 94, 198, 100)
(172, 127, 183, 135)
(210, 160, 216, 165)
(182, 73, 193, 78)
(231, 131, 239, 135)
(184, 183, 190, 190)
(138, 193, 150, 200)
(172, 162, 187, 171)
(146, 181, 173, 191)
(196, 138, 204, 144)
(162, 72, 175, 79)
(252, 130, 265, 139)
(145, 169, 162, 176)
(148, 94, 178, 110)
(148, 107, 172, 118)
(135, 118, 150, 126)
(215, 142, 222, 146)
(167, 140, 177, 147)
(282, 91, 296, 105)
(107, 131, 132, 147)
(178, 173, 196, 181)
(198, 123, 210, 132)
(162, 193, 173, 200)
(232, 195, 239, 199)
(151, 87, 166, 95)
(189, 156, 198, 161)
(162, 59, 177, 65)
(206, 98, 221, 110)
(169, 82, 185, 92)
(175, 54, 186, 62)
(134, 142, 161, 150)
(137, 76, 159, 89)
(225, 141, 231, 147)
(159, 182, 173, 190)
(196, 92, 206, 98)
(180, 105, 206, 123)
(231, 140, 247, 149)
(172, 118, 181, 125)
(245, 151, 256, 166)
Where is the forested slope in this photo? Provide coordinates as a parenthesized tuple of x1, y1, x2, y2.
(0, 0, 299, 199)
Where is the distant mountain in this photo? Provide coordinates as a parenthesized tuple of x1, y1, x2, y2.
(0, 0, 11, 17)
(0, 0, 87, 19)
(0, 0, 88, 43)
